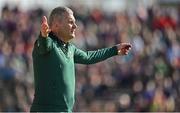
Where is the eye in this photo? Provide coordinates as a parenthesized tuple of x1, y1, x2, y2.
(68, 20, 72, 23)
(69, 19, 76, 23)
(71, 21, 75, 25)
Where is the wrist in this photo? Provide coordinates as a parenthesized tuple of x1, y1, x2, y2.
(115, 44, 121, 55)
(40, 31, 48, 38)
(118, 50, 121, 55)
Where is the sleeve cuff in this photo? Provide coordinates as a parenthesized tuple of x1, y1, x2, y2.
(112, 45, 119, 55)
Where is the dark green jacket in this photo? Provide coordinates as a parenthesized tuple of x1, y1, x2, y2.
(30, 32, 118, 112)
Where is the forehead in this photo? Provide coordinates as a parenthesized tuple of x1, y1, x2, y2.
(63, 11, 75, 21)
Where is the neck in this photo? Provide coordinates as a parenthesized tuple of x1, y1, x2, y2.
(53, 32, 69, 43)
(59, 36, 69, 43)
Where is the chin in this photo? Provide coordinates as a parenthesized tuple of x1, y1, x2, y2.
(67, 36, 74, 41)
(70, 34, 75, 39)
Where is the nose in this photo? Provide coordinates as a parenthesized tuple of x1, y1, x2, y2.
(73, 23, 77, 29)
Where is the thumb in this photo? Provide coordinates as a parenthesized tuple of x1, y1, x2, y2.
(42, 16, 48, 24)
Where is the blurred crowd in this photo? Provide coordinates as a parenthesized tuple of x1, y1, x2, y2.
(0, 3, 179, 112)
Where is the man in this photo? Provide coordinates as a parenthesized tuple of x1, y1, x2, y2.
(30, 6, 132, 112)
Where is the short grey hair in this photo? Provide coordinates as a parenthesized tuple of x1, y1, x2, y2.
(49, 6, 73, 27)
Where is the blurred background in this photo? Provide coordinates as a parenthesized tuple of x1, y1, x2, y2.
(0, 0, 179, 112)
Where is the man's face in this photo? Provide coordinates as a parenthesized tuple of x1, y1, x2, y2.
(57, 12, 77, 41)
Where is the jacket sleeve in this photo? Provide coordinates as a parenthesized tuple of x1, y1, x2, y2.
(34, 33, 53, 55)
(74, 46, 118, 64)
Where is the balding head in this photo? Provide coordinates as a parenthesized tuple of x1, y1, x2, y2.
(49, 6, 73, 27)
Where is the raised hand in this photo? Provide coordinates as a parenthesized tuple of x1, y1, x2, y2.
(117, 43, 132, 55)
(41, 16, 51, 37)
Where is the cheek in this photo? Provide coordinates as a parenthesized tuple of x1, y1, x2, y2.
(59, 24, 72, 34)
(60, 25, 68, 32)
(64, 24, 71, 30)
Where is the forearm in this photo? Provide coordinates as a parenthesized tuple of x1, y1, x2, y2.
(74, 46, 118, 64)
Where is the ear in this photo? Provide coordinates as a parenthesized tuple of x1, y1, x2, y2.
(55, 21, 62, 28)
(51, 22, 59, 32)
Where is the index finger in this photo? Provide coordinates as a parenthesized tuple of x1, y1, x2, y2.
(125, 44, 132, 49)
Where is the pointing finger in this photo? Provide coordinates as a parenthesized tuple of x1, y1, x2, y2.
(124, 45, 132, 50)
